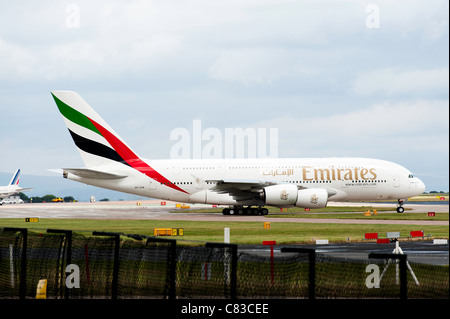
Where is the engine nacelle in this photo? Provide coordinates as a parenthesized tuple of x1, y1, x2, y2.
(262, 184, 300, 206)
(295, 188, 328, 209)
(261, 185, 329, 209)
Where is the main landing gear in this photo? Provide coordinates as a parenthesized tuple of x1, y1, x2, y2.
(222, 206, 269, 216)
(396, 200, 405, 213)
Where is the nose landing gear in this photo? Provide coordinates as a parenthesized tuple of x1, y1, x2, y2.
(396, 200, 405, 213)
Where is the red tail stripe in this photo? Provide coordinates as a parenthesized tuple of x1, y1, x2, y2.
(88, 117, 188, 194)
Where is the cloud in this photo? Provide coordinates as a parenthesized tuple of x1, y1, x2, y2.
(351, 67, 449, 97)
(255, 99, 449, 157)
(0, 37, 36, 80)
(0, 0, 448, 86)
(208, 48, 293, 85)
(0, 0, 448, 191)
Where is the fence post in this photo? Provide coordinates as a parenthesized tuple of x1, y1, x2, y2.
(47, 229, 73, 299)
(2, 227, 28, 299)
(281, 247, 316, 299)
(145, 237, 177, 299)
(369, 253, 408, 299)
(93, 231, 121, 300)
(205, 242, 238, 299)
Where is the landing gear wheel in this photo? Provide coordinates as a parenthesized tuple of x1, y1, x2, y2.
(222, 206, 269, 216)
(396, 199, 405, 213)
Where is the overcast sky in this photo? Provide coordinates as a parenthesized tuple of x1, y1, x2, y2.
(0, 0, 448, 192)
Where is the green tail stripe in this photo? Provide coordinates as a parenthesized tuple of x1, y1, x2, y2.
(52, 93, 101, 135)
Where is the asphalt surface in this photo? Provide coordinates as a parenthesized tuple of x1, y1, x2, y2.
(241, 241, 449, 265)
(0, 200, 448, 224)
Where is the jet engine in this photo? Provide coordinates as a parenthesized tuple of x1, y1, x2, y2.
(261, 185, 329, 208)
(294, 188, 328, 209)
(261, 184, 299, 206)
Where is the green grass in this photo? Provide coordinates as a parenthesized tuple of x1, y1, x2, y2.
(182, 206, 449, 220)
(1, 218, 448, 245)
(365, 193, 449, 202)
(267, 212, 449, 220)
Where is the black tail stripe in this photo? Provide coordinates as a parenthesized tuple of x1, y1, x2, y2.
(68, 129, 131, 167)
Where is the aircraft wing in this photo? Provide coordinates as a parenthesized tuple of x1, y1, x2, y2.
(206, 179, 284, 201)
(207, 179, 334, 201)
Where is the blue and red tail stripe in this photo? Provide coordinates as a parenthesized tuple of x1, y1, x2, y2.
(10, 170, 20, 186)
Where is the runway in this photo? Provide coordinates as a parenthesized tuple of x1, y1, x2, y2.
(242, 241, 449, 265)
(0, 200, 448, 226)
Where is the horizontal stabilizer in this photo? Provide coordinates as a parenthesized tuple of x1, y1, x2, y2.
(62, 168, 127, 180)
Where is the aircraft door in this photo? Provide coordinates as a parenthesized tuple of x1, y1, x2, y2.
(393, 177, 400, 187)
(149, 178, 158, 190)
(195, 177, 204, 189)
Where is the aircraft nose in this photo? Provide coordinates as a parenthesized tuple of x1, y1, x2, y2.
(415, 178, 426, 195)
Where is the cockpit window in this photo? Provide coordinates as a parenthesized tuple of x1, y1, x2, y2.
(408, 174, 414, 178)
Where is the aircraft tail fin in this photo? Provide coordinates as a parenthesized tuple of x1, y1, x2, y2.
(51, 90, 188, 194)
(9, 169, 20, 186)
(51, 91, 142, 168)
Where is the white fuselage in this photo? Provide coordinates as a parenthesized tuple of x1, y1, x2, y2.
(0, 186, 21, 199)
(64, 157, 425, 206)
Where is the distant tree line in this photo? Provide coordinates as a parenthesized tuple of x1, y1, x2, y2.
(18, 192, 76, 203)
(17, 193, 113, 203)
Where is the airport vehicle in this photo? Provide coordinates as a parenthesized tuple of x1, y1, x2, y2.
(0, 196, 24, 205)
(51, 91, 426, 215)
(0, 169, 31, 200)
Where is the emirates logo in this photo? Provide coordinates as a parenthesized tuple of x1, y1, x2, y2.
(280, 190, 288, 200)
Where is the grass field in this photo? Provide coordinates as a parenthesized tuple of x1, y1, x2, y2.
(1, 214, 448, 245)
(268, 212, 449, 220)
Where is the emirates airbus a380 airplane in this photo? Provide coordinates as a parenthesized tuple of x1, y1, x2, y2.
(51, 91, 425, 215)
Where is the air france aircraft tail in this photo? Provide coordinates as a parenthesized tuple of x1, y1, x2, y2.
(0, 169, 32, 200)
(9, 169, 21, 186)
